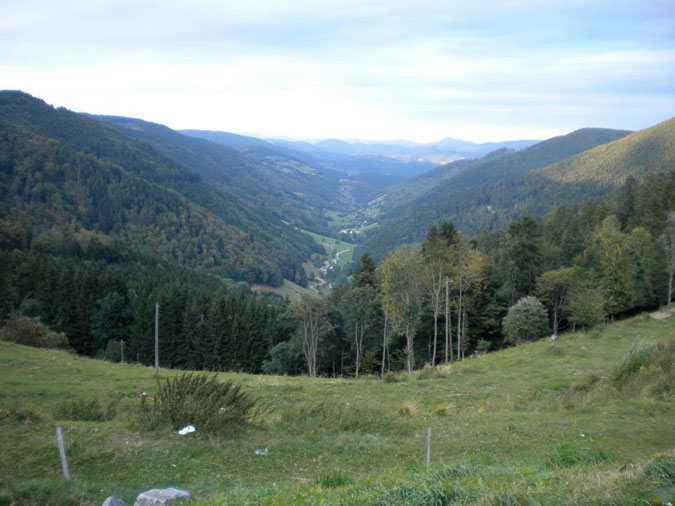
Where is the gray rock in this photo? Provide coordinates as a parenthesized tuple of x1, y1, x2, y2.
(102, 497, 125, 506)
(133, 488, 191, 506)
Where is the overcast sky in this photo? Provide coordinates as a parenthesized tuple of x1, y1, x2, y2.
(2, 0, 674, 142)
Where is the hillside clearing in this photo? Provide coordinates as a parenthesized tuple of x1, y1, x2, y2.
(0, 312, 673, 505)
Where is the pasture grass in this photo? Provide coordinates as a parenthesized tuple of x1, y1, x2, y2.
(0, 311, 673, 504)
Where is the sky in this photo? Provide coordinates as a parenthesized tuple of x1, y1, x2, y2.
(1, 0, 674, 143)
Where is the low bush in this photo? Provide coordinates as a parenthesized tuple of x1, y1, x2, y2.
(55, 398, 116, 421)
(0, 311, 69, 349)
(612, 342, 659, 386)
(503, 297, 549, 344)
(142, 373, 263, 433)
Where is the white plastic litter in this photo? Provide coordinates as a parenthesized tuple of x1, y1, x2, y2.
(178, 424, 196, 435)
(254, 447, 269, 456)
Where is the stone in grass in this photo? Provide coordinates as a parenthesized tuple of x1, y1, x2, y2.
(102, 497, 126, 506)
(133, 488, 191, 506)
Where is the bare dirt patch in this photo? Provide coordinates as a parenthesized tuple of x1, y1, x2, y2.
(650, 307, 675, 320)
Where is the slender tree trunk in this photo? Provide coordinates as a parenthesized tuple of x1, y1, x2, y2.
(462, 307, 467, 360)
(432, 302, 438, 367)
(457, 282, 463, 360)
(431, 267, 442, 367)
(552, 305, 559, 336)
(444, 277, 449, 363)
(669, 270, 673, 305)
(405, 324, 413, 375)
(340, 347, 344, 377)
(354, 322, 360, 379)
(381, 306, 389, 378)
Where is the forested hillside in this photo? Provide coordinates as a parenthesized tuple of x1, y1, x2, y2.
(96, 116, 359, 235)
(0, 91, 319, 284)
(357, 123, 675, 260)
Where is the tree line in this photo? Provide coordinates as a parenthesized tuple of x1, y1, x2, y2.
(277, 171, 675, 377)
(1, 171, 674, 377)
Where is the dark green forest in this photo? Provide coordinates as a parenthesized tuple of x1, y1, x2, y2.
(2, 169, 673, 376)
(0, 91, 322, 285)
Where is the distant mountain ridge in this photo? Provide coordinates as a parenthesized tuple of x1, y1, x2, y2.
(182, 129, 538, 180)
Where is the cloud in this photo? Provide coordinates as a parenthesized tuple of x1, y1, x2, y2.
(1, 0, 673, 141)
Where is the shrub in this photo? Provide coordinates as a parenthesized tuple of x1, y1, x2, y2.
(262, 341, 300, 375)
(56, 398, 116, 421)
(143, 373, 263, 433)
(644, 456, 675, 486)
(547, 441, 614, 468)
(567, 284, 605, 329)
(383, 371, 403, 383)
(612, 342, 659, 386)
(502, 297, 549, 344)
(0, 310, 69, 349)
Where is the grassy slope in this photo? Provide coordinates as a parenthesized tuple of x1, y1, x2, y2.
(0, 313, 673, 505)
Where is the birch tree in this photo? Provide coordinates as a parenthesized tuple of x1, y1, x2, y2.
(421, 222, 458, 366)
(378, 244, 425, 375)
(293, 297, 331, 377)
(340, 285, 379, 379)
(663, 211, 675, 305)
(535, 267, 573, 336)
(454, 238, 484, 360)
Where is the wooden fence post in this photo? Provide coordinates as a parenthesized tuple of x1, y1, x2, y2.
(426, 426, 431, 467)
(56, 426, 70, 481)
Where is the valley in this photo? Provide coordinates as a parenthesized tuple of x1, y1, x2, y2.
(1, 90, 674, 506)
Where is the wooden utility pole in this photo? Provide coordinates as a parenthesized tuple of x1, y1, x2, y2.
(55, 426, 70, 481)
(154, 303, 159, 373)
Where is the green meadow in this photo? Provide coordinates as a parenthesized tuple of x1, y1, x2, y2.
(0, 312, 673, 505)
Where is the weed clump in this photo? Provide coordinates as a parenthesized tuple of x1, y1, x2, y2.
(315, 470, 352, 488)
(611, 340, 674, 397)
(56, 398, 116, 421)
(612, 342, 659, 385)
(383, 371, 405, 383)
(140, 373, 263, 433)
(0, 406, 41, 424)
(378, 483, 469, 505)
(571, 371, 602, 393)
(415, 366, 449, 381)
(547, 441, 615, 468)
(644, 456, 675, 486)
(397, 401, 418, 417)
